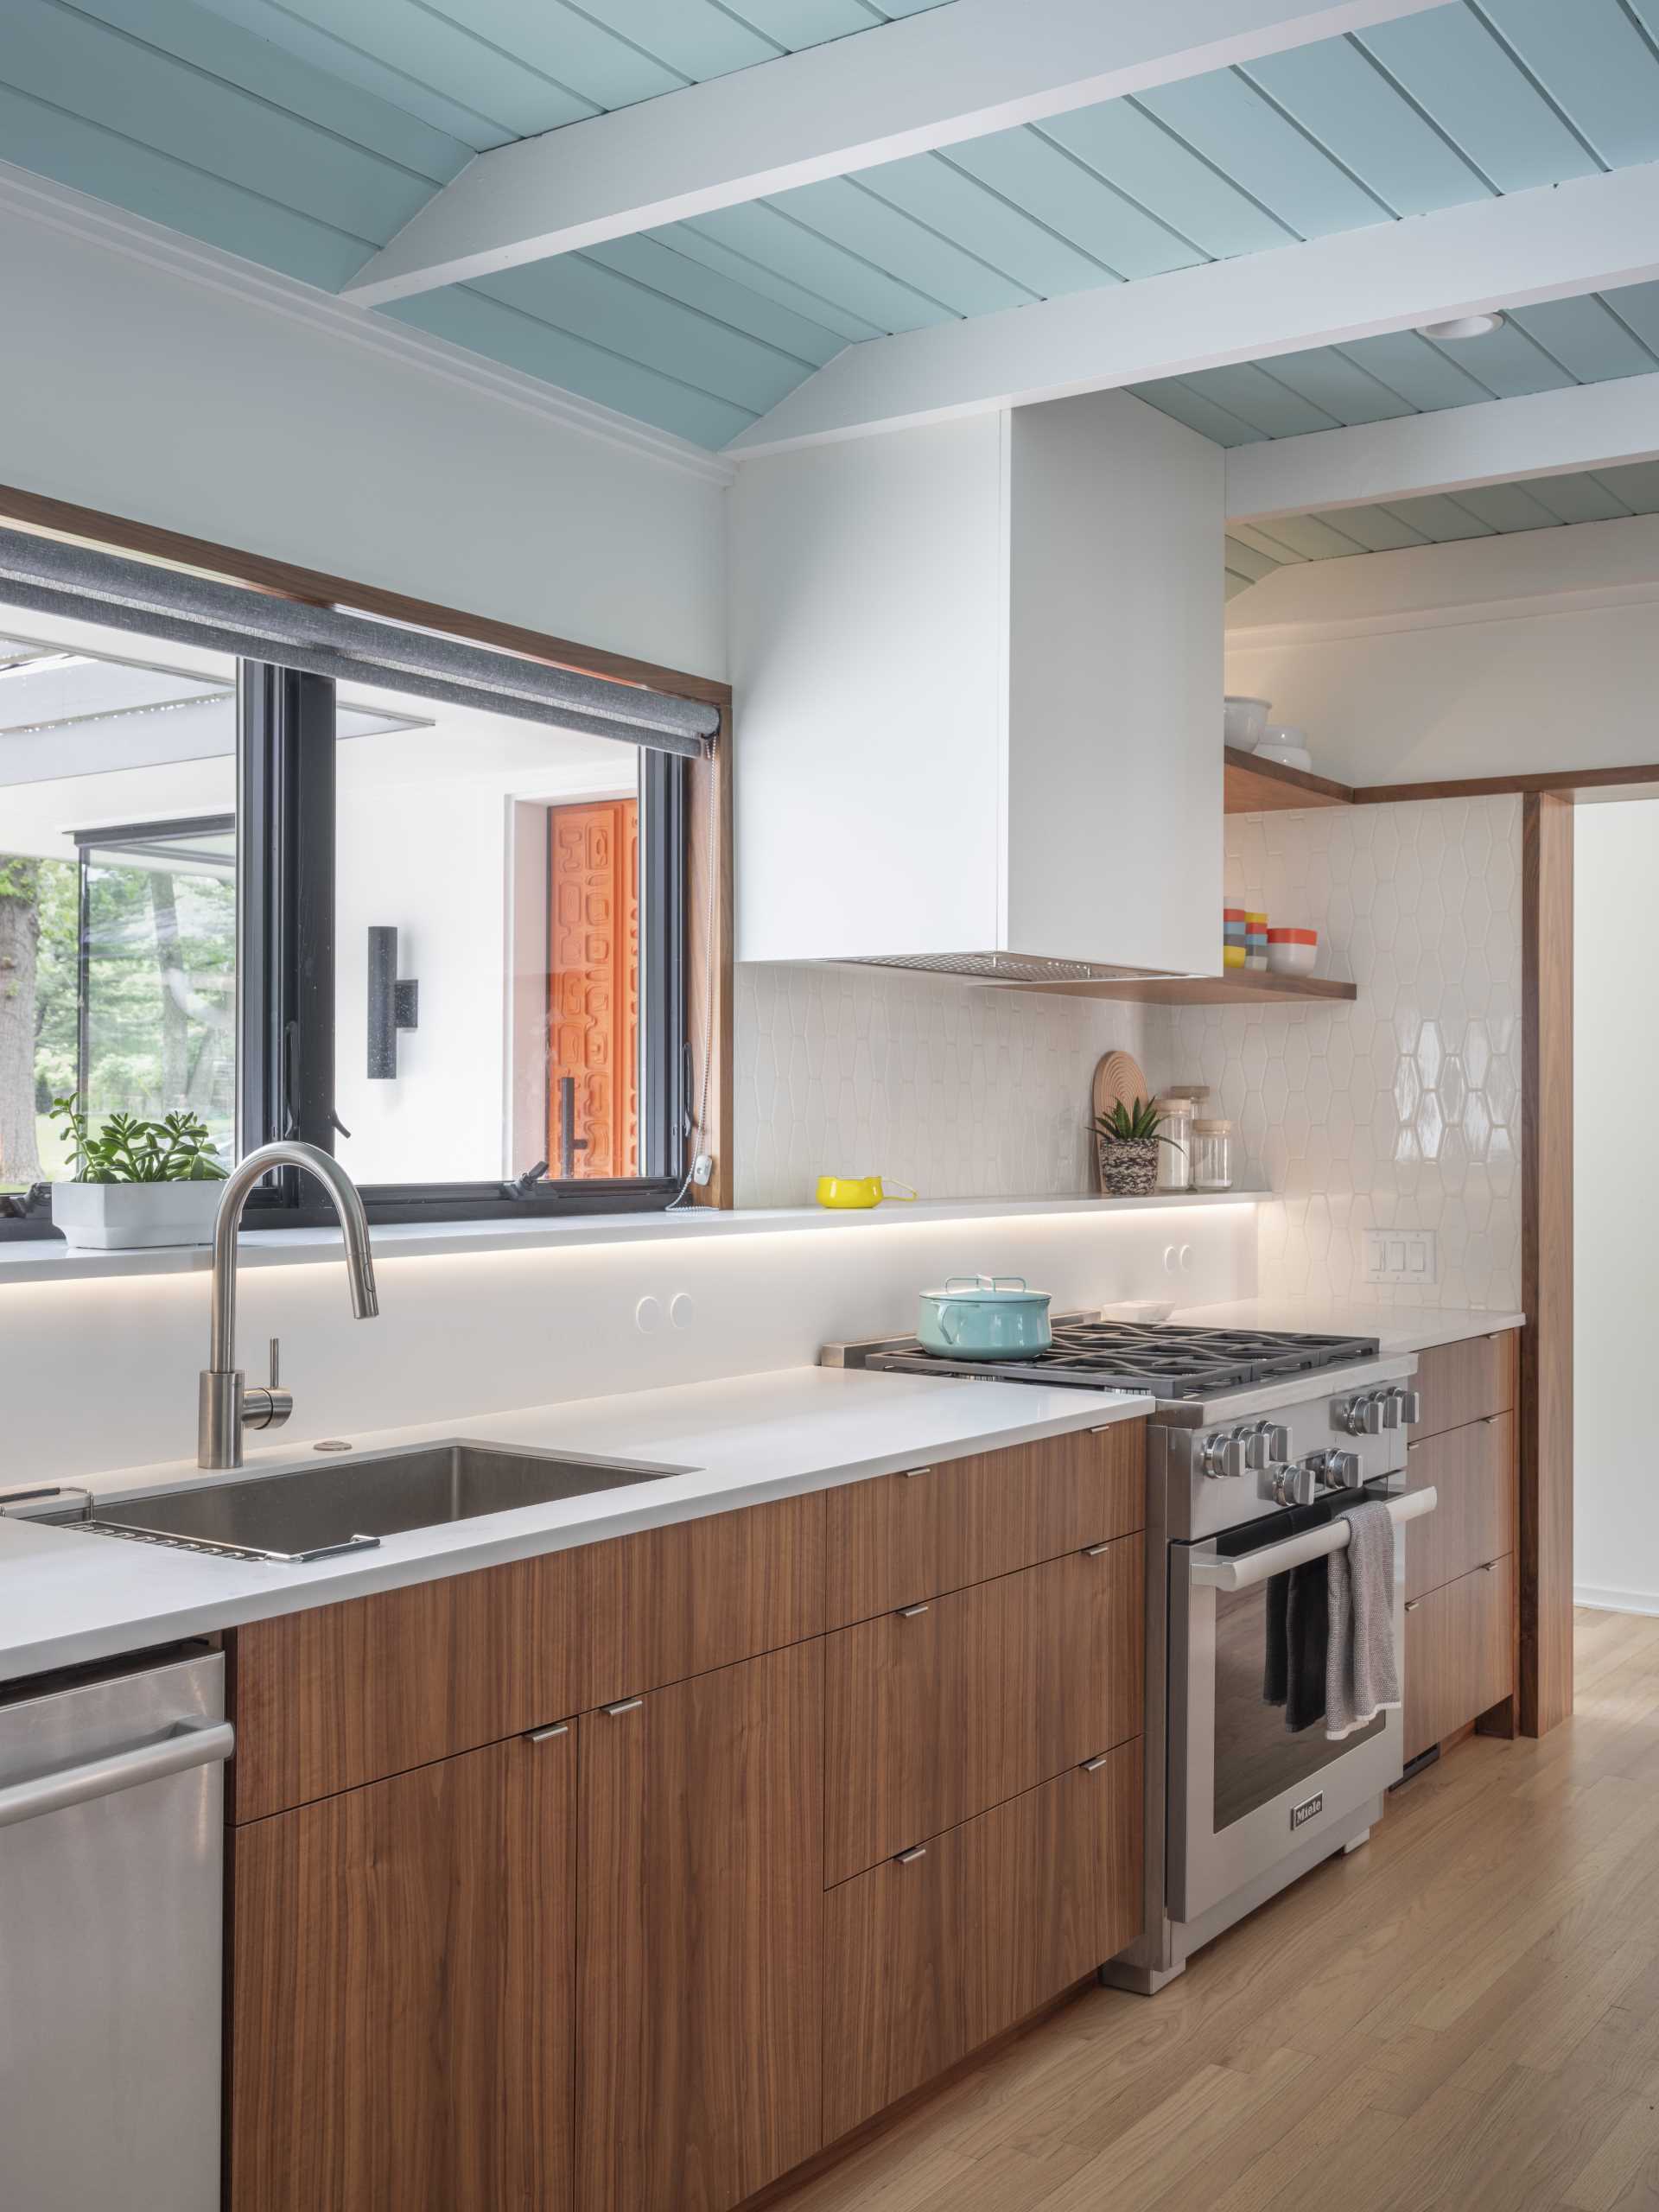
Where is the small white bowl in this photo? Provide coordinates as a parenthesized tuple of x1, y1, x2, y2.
(1224, 696, 1271, 747)
(1254, 740, 1314, 772)
(1267, 939, 1319, 976)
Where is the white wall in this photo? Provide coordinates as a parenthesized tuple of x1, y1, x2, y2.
(734, 962, 1168, 1209)
(1171, 798, 1523, 1313)
(0, 164, 728, 683)
(4, 1204, 1259, 1484)
(1226, 518, 1659, 790)
(1575, 802, 1659, 1613)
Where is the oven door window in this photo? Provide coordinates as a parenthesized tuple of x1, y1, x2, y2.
(1212, 1580, 1383, 1832)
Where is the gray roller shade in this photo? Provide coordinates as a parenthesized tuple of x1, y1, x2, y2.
(0, 526, 719, 757)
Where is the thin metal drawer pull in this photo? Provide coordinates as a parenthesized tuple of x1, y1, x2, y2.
(603, 1698, 644, 1717)
(1191, 1488, 1438, 1592)
(1081, 1753, 1110, 1773)
(901, 1466, 932, 1480)
(895, 1845, 928, 1866)
(529, 1722, 569, 1742)
(897, 1602, 930, 1619)
(1082, 1541, 1112, 1558)
(1481, 1560, 1498, 1573)
(0, 1718, 233, 1832)
(1405, 1599, 1421, 1613)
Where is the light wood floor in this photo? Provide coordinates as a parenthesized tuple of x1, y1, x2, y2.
(774, 1610, 1659, 2212)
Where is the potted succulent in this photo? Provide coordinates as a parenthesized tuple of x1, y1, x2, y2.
(48, 1098, 228, 1250)
(1093, 1096, 1175, 1198)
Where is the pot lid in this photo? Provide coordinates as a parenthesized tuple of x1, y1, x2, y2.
(920, 1274, 1051, 1304)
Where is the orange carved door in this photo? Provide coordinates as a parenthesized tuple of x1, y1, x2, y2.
(548, 798, 638, 1179)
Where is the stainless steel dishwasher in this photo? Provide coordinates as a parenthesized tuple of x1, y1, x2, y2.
(0, 1643, 231, 2212)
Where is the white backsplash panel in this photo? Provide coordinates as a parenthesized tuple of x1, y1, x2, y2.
(735, 963, 1166, 1208)
(1169, 797, 1522, 1311)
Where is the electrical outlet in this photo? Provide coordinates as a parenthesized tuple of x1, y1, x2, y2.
(1362, 1230, 1438, 1287)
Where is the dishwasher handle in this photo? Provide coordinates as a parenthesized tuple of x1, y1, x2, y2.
(0, 1716, 234, 1831)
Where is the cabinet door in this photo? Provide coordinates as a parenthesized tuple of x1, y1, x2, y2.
(823, 1739, 1142, 2142)
(576, 1643, 823, 2212)
(824, 1536, 1141, 1884)
(1404, 1556, 1515, 1762)
(228, 1730, 575, 2212)
(1405, 1413, 1516, 1601)
(824, 1421, 1145, 1626)
(1411, 1331, 1517, 1441)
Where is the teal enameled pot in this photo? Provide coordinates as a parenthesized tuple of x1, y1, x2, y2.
(917, 1274, 1052, 1358)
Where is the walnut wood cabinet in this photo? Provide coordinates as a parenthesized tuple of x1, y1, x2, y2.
(227, 1730, 576, 2212)
(1402, 1332, 1520, 1764)
(224, 1418, 1149, 2212)
(575, 1645, 823, 2212)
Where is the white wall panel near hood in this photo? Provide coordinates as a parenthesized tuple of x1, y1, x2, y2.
(730, 390, 1222, 982)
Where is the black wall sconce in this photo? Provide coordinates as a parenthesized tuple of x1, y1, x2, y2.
(367, 926, 419, 1079)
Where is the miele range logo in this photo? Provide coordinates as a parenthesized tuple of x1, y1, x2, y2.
(1290, 1791, 1325, 1831)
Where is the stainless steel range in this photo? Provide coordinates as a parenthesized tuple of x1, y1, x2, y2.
(823, 1316, 1440, 1993)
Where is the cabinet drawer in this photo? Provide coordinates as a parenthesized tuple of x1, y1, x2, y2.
(230, 1493, 825, 1821)
(1405, 1412, 1516, 1602)
(825, 1421, 1145, 1627)
(823, 1535, 1142, 1885)
(1411, 1332, 1517, 1442)
(823, 1739, 1141, 2142)
(1404, 1554, 1514, 1764)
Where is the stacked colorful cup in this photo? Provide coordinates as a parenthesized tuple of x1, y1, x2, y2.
(1223, 906, 1246, 970)
(1245, 909, 1269, 970)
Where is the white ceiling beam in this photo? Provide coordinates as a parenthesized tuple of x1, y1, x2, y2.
(1225, 372, 1659, 520)
(342, 0, 1455, 308)
(725, 162, 1659, 456)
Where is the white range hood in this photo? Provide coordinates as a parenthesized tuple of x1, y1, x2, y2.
(730, 387, 1223, 985)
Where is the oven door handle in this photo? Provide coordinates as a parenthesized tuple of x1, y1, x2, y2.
(1191, 1487, 1437, 1592)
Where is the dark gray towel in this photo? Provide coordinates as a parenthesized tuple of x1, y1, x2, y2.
(1262, 1503, 1332, 1733)
(1325, 1498, 1401, 1740)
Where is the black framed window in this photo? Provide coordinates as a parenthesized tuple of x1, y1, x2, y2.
(1, 613, 694, 1236)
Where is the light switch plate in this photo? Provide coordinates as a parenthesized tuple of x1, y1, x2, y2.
(1362, 1229, 1438, 1287)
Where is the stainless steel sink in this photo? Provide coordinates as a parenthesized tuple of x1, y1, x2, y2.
(65, 1440, 694, 1563)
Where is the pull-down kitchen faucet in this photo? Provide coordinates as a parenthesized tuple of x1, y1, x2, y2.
(198, 1141, 378, 1470)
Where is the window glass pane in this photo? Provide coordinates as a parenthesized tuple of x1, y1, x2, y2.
(332, 689, 649, 1188)
(0, 613, 238, 1193)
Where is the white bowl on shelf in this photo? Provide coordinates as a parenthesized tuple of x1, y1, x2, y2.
(1224, 696, 1271, 747)
(1255, 726, 1313, 772)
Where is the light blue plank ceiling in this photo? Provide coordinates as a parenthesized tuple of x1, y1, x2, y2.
(1223, 457, 1659, 601)
(5, 0, 1659, 447)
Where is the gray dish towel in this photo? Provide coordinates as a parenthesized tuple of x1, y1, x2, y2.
(1325, 1499, 1401, 1741)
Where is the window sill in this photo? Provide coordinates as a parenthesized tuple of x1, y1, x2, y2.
(0, 1190, 1266, 1288)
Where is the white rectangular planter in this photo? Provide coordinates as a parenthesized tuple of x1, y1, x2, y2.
(50, 1180, 225, 1251)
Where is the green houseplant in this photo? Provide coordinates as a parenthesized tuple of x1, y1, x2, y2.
(1092, 1096, 1175, 1198)
(48, 1098, 227, 1250)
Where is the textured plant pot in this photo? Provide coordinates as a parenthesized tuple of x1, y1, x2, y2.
(1096, 1138, 1160, 1198)
(50, 1179, 224, 1250)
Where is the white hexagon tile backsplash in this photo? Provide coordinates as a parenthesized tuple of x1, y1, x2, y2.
(734, 961, 1165, 1207)
(1169, 796, 1524, 1312)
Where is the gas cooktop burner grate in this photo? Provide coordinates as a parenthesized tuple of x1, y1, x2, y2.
(861, 1319, 1382, 1399)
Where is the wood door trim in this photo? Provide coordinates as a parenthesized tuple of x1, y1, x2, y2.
(1520, 792, 1573, 1738)
(0, 480, 731, 707)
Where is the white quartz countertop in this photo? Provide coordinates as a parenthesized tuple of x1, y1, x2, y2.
(1165, 1299, 1526, 1355)
(0, 1367, 1150, 1684)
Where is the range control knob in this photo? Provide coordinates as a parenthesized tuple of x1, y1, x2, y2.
(1267, 1463, 1317, 1509)
(1200, 1431, 1247, 1480)
(1243, 1421, 1294, 1471)
(1394, 1386, 1422, 1427)
(1321, 1448, 1363, 1489)
(1378, 1391, 1402, 1430)
(1337, 1393, 1385, 1438)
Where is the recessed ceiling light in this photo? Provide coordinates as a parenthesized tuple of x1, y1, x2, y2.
(1416, 313, 1503, 341)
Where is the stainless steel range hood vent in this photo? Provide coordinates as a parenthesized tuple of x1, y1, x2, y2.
(836, 950, 1185, 986)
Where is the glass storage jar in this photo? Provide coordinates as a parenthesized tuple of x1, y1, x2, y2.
(1153, 1096, 1195, 1192)
(1191, 1119, 1235, 1192)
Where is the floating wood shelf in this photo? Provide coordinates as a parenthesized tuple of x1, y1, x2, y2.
(1224, 746, 1353, 815)
(1015, 969, 1358, 1007)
